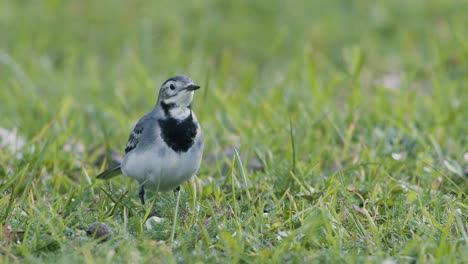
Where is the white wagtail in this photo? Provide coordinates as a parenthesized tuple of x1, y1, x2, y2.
(97, 76, 204, 205)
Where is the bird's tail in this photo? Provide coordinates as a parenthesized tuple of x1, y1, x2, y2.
(96, 164, 122, 180)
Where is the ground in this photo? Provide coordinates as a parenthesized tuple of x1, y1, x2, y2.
(0, 0, 467, 263)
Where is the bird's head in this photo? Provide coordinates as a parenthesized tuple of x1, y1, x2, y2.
(157, 76, 200, 108)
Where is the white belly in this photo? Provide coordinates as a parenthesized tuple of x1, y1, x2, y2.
(121, 146, 202, 191)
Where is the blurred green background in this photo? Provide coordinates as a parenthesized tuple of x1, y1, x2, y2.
(0, 0, 467, 263)
(1, 0, 466, 154)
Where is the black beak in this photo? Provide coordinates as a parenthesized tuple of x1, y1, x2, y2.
(185, 84, 201, 91)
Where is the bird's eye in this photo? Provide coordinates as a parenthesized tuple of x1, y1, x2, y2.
(170, 84, 175, 90)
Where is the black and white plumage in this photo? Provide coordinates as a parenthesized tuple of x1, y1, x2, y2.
(96, 75, 204, 204)
(124, 124, 143, 154)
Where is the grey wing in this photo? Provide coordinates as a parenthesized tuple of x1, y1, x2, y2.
(125, 124, 143, 154)
(125, 115, 153, 154)
(124, 119, 145, 154)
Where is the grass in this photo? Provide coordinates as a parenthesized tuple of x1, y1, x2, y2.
(0, 0, 467, 263)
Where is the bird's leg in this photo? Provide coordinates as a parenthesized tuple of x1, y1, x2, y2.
(173, 186, 180, 194)
(138, 184, 145, 205)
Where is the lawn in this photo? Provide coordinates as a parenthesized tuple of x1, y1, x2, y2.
(0, 0, 467, 263)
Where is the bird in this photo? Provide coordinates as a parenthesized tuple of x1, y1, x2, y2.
(96, 75, 204, 205)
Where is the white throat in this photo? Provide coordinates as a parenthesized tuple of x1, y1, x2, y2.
(162, 91, 194, 119)
(169, 106, 191, 119)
